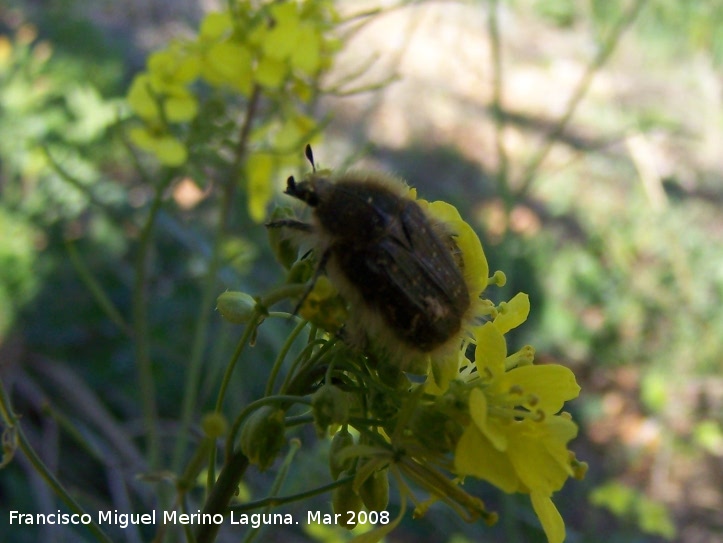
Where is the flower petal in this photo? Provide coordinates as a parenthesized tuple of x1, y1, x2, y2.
(530, 492, 565, 543)
(428, 201, 488, 295)
(473, 322, 506, 379)
(469, 387, 507, 450)
(454, 425, 519, 493)
(494, 292, 530, 334)
(507, 417, 577, 495)
(490, 364, 580, 414)
(428, 352, 460, 394)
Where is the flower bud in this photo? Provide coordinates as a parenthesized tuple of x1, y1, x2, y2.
(240, 406, 285, 471)
(359, 467, 389, 511)
(332, 472, 363, 530)
(329, 427, 355, 480)
(216, 291, 256, 324)
(201, 412, 228, 439)
(312, 384, 349, 436)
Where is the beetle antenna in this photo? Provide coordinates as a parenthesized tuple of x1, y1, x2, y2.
(305, 144, 316, 172)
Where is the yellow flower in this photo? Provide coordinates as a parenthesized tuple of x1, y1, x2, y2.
(454, 322, 582, 543)
(195, 10, 252, 92)
(199, 11, 233, 41)
(262, 2, 302, 61)
(202, 40, 253, 94)
(261, 2, 325, 77)
(298, 276, 348, 334)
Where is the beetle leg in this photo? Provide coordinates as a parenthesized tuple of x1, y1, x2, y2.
(291, 247, 331, 316)
(264, 218, 314, 233)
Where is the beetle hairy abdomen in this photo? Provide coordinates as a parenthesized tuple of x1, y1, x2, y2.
(327, 191, 469, 352)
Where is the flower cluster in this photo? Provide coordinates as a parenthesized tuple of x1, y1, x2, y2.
(126, 0, 339, 220)
(278, 195, 587, 543)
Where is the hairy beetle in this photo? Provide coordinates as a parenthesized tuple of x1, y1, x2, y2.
(267, 145, 471, 363)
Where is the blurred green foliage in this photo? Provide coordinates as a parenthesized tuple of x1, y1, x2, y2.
(535, 0, 723, 65)
(590, 482, 675, 540)
(0, 208, 37, 336)
(0, 20, 120, 345)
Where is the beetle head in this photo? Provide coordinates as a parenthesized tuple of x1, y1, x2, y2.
(285, 175, 320, 207)
(284, 145, 333, 208)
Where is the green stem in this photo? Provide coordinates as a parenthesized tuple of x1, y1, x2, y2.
(203, 312, 261, 493)
(487, 0, 512, 212)
(261, 283, 310, 307)
(214, 312, 262, 414)
(40, 403, 106, 465)
(65, 241, 133, 337)
(208, 283, 310, 486)
(228, 472, 354, 513)
(212, 283, 310, 414)
(241, 439, 301, 543)
(0, 380, 113, 543)
(281, 414, 314, 428)
(177, 438, 213, 494)
(264, 319, 308, 397)
(195, 449, 250, 543)
(172, 86, 262, 474)
(133, 184, 166, 469)
(178, 497, 196, 543)
(280, 336, 337, 395)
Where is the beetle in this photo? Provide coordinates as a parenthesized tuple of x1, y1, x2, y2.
(267, 145, 471, 364)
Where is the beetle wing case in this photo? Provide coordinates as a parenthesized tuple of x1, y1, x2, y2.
(269, 154, 473, 372)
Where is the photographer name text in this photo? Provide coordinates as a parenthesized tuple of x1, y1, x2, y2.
(9, 510, 296, 529)
(8, 509, 390, 529)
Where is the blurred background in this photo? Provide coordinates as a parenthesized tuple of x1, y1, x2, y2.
(1, 0, 722, 542)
